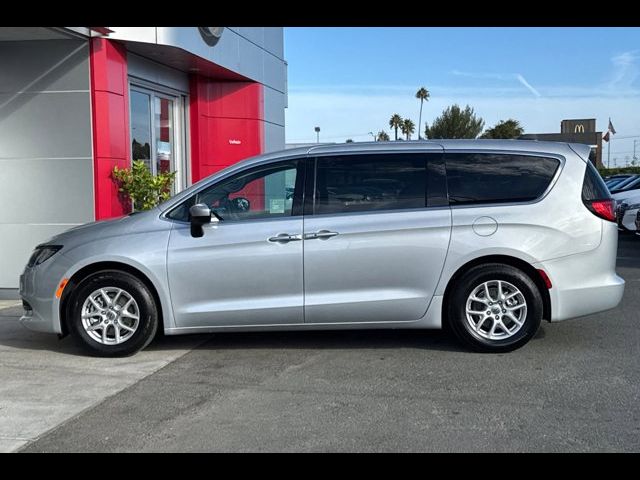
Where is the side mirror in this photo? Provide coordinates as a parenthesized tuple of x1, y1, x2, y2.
(189, 203, 217, 238)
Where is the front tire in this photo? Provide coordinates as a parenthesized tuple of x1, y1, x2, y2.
(447, 263, 543, 353)
(67, 270, 158, 357)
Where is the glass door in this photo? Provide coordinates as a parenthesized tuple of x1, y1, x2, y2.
(129, 84, 186, 192)
(154, 96, 174, 175)
(130, 90, 153, 171)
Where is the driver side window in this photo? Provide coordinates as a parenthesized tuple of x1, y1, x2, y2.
(168, 160, 303, 222)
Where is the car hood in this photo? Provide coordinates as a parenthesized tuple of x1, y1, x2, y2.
(43, 208, 166, 249)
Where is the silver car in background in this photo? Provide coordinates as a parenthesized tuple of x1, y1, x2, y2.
(19, 140, 625, 356)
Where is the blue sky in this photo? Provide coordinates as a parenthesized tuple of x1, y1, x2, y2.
(284, 27, 640, 166)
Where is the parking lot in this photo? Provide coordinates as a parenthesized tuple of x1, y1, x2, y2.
(1, 234, 638, 452)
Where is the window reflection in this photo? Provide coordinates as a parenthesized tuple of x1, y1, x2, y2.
(155, 97, 173, 174)
(130, 91, 152, 171)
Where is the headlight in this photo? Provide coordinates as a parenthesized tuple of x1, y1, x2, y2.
(27, 245, 63, 267)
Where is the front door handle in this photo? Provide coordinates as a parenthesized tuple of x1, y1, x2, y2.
(304, 230, 340, 240)
(268, 233, 303, 243)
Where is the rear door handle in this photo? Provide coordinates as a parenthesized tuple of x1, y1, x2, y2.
(304, 230, 339, 240)
(268, 233, 302, 243)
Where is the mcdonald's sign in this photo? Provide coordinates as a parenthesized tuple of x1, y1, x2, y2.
(574, 124, 585, 133)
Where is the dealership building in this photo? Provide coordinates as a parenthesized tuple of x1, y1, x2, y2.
(0, 27, 286, 296)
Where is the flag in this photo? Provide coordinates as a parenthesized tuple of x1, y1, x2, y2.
(603, 118, 616, 142)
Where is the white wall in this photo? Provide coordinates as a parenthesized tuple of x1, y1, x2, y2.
(0, 39, 93, 292)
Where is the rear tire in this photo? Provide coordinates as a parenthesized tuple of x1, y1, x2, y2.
(67, 270, 158, 357)
(447, 263, 542, 353)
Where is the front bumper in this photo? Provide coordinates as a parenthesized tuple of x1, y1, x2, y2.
(19, 253, 72, 334)
(19, 294, 57, 333)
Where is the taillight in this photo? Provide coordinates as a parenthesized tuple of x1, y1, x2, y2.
(581, 161, 615, 222)
(585, 199, 616, 222)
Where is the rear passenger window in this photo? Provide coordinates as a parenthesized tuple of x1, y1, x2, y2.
(314, 154, 426, 215)
(446, 153, 560, 205)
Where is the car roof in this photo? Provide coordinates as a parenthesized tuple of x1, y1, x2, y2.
(278, 139, 587, 159)
(161, 140, 589, 212)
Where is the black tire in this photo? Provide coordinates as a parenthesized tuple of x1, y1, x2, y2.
(67, 270, 158, 357)
(447, 263, 543, 353)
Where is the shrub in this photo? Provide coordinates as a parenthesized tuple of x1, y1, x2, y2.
(112, 160, 177, 211)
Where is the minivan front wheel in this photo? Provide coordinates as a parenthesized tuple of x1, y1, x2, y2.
(448, 264, 542, 352)
(68, 270, 158, 357)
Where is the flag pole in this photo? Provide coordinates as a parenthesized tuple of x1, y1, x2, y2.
(607, 117, 611, 169)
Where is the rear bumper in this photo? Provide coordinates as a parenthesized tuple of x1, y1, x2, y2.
(535, 221, 625, 321)
(543, 273, 624, 321)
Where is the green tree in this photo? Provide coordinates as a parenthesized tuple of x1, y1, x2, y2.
(415, 87, 430, 140)
(345, 138, 354, 143)
(401, 119, 416, 140)
(480, 119, 524, 139)
(377, 130, 390, 142)
(425, 104, 485, 139)
(389, 113, 403, 141)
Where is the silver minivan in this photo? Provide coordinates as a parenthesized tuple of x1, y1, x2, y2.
(19, 140, 625, 356)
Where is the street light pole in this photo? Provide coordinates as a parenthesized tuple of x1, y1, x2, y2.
(314, 126, 320, 143)
(368, 131, 376, 141)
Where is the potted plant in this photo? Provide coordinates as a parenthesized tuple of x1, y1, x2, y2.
(112, 160, 177, 212)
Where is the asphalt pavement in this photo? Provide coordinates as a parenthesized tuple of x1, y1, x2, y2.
(8, 234, 640, 452)
(0, 302, 203, 452)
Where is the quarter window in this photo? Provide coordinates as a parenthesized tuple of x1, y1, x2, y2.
(313, 154, 427, 215)
(445, 153, 561, 205)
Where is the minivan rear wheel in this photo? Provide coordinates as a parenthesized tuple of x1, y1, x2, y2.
(447, 263, 542, 352)
(67, 270, 158, 357)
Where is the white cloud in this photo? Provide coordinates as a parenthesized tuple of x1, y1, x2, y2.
(515, 74, 542, 98)
(450, 70, 541, 97)
(608, 50, 639, 92)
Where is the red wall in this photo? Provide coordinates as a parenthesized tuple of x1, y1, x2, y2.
(89, 38, 130, 220)
(189, 77, 265, 183)
(89, 53, 266, 220)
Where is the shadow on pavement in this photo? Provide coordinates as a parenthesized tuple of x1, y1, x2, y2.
(617, 232, 640, 269)
(186, 328, 516, 353)
(0, 312, 477, 355)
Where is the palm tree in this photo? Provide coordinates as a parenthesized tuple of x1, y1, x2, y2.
(389, 114, 403, 141)
(377, 131, 390, 141)
(401, 119, 416, 140)
(415, 87, 430, 140)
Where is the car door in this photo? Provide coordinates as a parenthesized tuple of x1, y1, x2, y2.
(166, 158, 306, 328)
(303, 149, 451, 324)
